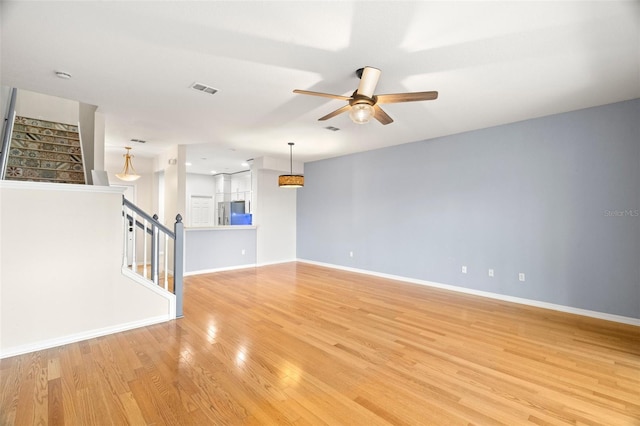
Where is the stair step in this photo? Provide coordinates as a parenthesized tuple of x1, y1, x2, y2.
(5, 116, 86, 184)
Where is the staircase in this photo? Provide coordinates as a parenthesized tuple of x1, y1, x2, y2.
(4, 116, 86, 184)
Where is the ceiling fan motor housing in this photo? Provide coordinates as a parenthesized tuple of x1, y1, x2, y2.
(350, 92, 375, 106)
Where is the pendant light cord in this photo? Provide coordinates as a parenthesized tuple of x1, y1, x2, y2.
(289, 142, 294, 174)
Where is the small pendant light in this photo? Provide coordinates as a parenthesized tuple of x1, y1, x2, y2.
(278, 142, 304, 187)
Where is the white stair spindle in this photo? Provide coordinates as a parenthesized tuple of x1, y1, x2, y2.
(153, 226, 159, 285)
(131, 211, 137, 272)
(164, 233, 169, 291)
(143, 219, 148, 279)
(122, 208, 128, 267)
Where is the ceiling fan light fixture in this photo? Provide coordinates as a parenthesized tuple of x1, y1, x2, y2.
(279, 142, 304, 188)
(115, 146, 141, 181)
(293, 66, 437, 126)
(349, 103, 375, 124)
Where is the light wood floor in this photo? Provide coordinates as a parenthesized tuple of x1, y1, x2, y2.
(1, 262, 639, 425)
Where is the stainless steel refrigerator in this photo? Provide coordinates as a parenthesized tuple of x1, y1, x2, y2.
(218, 201, 245, 225)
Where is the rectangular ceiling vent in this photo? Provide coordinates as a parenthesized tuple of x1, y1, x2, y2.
(130, 138, 146, 144)
(191, 82, 218, 95)
(324, 126, 340, 132)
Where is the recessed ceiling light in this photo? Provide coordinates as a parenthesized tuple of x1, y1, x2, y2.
(185, 162, 192, 166)
(210, 170, 217, 174)
(55, 71, 72, 79)
(241, 162, 249, 167)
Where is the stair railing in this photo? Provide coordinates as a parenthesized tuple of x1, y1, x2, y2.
(0, 88, 18, 179)
(122, 197, 184, 318)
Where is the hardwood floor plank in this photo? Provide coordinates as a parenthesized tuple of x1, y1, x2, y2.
(117, 391, 148, 425)
(46, 377, 64, 426)
(32, 363, 49, 425)
(0, 355, 21, 425)
(1, 262, 639, 425)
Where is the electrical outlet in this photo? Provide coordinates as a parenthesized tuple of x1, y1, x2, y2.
(241, 249, 246, 255)
(461, 266, 467, 274)
(488, 269, 494, 277)
(519, 273, 525, 282)
(349, 251, 354, 258)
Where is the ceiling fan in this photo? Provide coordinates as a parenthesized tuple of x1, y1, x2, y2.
(293, 66, 438, 125)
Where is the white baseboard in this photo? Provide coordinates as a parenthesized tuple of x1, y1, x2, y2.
(297, 259, 640, 327)
(0, 315, 171, 359)
(184, 259, 299, 276)
(255, 259, 297, 267)
(184, 263, 257, 276)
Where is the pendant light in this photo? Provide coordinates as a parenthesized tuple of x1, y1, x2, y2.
(115, 146, 141, 181)
(278, 142, 304, 188)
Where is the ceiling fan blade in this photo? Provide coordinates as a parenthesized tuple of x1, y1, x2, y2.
(356, 66, 381, 98)
(293, 89, 351, 101)
(373, 105, 393, 125)
(318, 104, 351, 121)
(376, 91, 438, 104)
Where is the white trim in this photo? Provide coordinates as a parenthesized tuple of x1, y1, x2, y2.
(112, 183, 136, 203)
(185, 225, 257, 231)
(256, 259, 297, 268)
(121, 268, 176, 319)
(0, 180, 124, 194)
(183, 258, 296, 276)
(297, 259, 640, 327)
(0, 315, 170, 359)
(184, 263, 256, 276)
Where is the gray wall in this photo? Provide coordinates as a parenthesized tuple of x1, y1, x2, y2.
(297, 99, 639, 318)
(185, 228, 256, 274)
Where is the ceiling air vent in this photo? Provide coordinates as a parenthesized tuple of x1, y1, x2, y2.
(324, 126, 340, 132)
(191, 82, 218, 95)
(130, 138, 146, 144)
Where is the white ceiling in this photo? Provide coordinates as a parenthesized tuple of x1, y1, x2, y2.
(2, 1, 638, 174)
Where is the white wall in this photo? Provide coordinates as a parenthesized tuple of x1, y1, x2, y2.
(104, 150, 154, 214)
(105, 151, 156, 262)
(187, 173, 215, 198)
(93, 111, 105, 171)
(255, 168, 297, 265)
(153, 171, 165, 224)
(1, 86, 12, 128)
(0, 182, 172, 357)
(79, 103, 97, 183)
(15, 89, 78, 125)
(162, 145, 187, 228)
